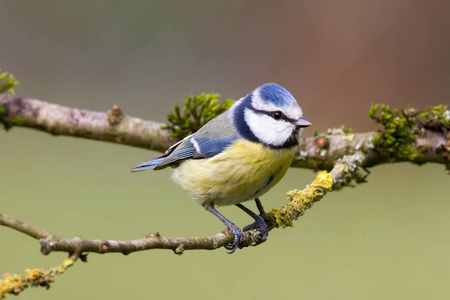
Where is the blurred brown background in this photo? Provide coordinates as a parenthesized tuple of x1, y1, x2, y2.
(1, 1, 449, 299)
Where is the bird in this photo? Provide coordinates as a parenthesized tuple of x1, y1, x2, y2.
(131, 83, 311, 253)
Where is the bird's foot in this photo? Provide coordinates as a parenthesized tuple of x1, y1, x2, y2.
(243, 214, 269, 245)
(223, 223, 243, 254)
(202, 204, 243, 254)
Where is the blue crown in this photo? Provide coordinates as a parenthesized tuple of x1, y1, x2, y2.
(258, 83, 297, 106)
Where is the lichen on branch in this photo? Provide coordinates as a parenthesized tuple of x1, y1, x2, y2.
(0, 259, 74, 299)
(270, 171, 333, 228)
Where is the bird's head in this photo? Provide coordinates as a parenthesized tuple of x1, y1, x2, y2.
(231, 83, 311, 148)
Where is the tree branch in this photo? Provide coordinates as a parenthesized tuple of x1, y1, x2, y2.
(0, 93, 176, 152)
(1, 94, 448, 170)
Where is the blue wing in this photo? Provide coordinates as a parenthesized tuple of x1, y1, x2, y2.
(131, 157, 166, 172)
(130, 135, 236, 172)
(131, 111, 239, 172)
(192, 137, 236, 157)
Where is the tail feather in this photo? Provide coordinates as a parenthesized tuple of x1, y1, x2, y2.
(130, 158, 164, 172)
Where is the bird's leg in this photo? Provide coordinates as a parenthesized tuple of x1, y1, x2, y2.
(237, 200, 269, 245)
(254, 198, 266, 215)
(202, 203, 243, 254)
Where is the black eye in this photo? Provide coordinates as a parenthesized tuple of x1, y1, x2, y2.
(271, 111, 283, 120)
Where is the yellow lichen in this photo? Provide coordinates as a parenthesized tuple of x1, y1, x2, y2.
(342, 133, 355, 142)
(270, 171, 334, 228)
(0, 259, 75, 299)
(334, 163, 350, 173)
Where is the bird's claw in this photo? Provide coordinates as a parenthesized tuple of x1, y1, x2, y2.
(224, 225, 243, 254)
(243, 215, 269, 245)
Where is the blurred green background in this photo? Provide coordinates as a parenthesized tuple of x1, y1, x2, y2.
(1, 1, 449, 299)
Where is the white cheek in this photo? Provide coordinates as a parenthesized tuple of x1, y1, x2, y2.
(245, 109, 293, 147)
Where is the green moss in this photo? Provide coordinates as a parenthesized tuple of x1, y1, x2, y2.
(418, 104, 450, 128)
(313, 129, 320, 137)
(162, 93, 234, 139)
(368, 104, 449, 162)
(0, 104, 23, 132)
(0, 69, 20, 131)
(0, 69, 19, 94)
(339, 124, 353, 134)
(0, 112, 23, 131)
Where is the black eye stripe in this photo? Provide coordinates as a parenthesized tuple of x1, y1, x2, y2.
(251, 108, 296, 123)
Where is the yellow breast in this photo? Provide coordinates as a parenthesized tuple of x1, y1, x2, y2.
(172, 139, 296, 206)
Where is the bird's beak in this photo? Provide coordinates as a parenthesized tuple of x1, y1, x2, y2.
(296, 117, 311, 128)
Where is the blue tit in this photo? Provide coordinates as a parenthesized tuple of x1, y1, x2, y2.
(131, 83, 311, 253)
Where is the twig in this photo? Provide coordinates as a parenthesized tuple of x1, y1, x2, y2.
(0, 259, 75, 299)
(0, 213, 51, 240)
